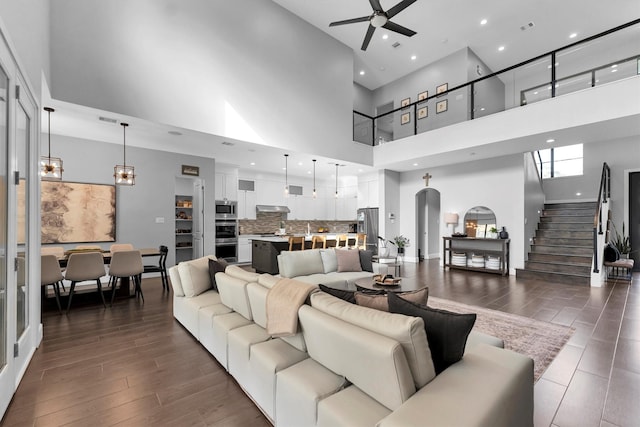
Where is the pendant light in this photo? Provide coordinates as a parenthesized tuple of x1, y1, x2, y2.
(284, 154, 289, 197)
(114, 122, 135, 186)
(312, 159, 317, 199)
(40, 107, 63, 180)
(334, 163, 339, 198)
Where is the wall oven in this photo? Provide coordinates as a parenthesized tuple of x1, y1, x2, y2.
(215, 219, 238, 262)
(215, 200, 237, 219)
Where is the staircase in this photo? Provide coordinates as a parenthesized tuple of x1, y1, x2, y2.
(516, 202, 597, 286)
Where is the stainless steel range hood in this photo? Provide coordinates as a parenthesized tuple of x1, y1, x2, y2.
(256, 205, 290, 213)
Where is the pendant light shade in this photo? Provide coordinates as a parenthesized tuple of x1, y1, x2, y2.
(114, 122, 135, 186)
(284, 154, 289, 197)
(312, 159, 317, 199)
(334, 163, 339, 198)
(40, 107, 63, 180)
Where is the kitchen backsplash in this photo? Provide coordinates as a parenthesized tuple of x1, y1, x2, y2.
(239, 212, 355, 235)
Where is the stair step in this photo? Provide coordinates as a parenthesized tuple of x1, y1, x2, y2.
(525, 260, 591, 275)
(536, 230, 594, 239)
(528, 252, 592, 264)
(544, 202, 598, 210)
(543, 209, 595, 217)
(515, 268, 591, 286)
(534, 237, 593, 247)
(530, 245, 593, 256)
(540, 215, 593, 223)
(538, 222, 594, 231)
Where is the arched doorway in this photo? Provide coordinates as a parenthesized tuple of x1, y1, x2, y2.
(415, 188, 441, 261)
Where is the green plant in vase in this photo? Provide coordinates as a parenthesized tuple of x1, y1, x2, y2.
(489, 226, 498, 238)
(392, 235, 410, 254)
(611, 222, 631, 257)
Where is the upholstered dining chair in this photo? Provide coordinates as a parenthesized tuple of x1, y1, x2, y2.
(336, 234, 348, 248)
(288, 236, 305, 251)
(41, 254, 64, 313)
(109, 243, 134, 254)
(142, 245, 169, 291)
(75, 245, 102, 251)
(64, 252, 107, 313)
(109, 250, 144, 305)
(311, 235, 327, 249)
(41, 246, 66, 290)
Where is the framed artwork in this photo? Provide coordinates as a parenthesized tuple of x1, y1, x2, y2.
(418, 106, 428, 119)
(40, 181, 117, 243)
(436, 83, 448, 97)
(401, 112, 411, 125)
(436, 99, 448, 114)
(417, 91, 428, 102)
(401, 97, 411, 109)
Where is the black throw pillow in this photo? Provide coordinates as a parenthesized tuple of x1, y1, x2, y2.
(319, 284, 385, 304)
(604, 243, 620, 262)
(359, 250, 374, 272)
(208, 258, 228, 291)
(388, 292, 476, 375)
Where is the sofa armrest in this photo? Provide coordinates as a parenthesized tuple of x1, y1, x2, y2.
(377, 344, 533, 427)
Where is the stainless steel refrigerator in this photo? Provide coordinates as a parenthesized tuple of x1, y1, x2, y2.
(357, 207, 379, 255)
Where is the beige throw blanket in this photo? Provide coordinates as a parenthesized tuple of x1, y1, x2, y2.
(266, 278, 317, 337)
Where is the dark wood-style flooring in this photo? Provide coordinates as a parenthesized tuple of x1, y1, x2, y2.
(1, 261, 638, 427)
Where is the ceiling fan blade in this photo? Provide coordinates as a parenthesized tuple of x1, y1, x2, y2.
(386, 0, 417, 19)
(383, 21, 417, 37)
(369, 0, 384, 12)
(329, 16, 370, 27)
(361, 24, 376, 51)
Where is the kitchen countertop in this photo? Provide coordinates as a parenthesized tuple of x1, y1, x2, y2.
(242, 233, 358, 242)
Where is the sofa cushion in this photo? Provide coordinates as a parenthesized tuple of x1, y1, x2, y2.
(335, 249, 362, 273)
(311, 292, 435, 389)
(225, 264, 260, 283)
(320, 249, 338, 273)
(355, 288, 429, 312)
(359, 250, 374, 272)
(168, 265, 185, 296)
(258, 273, 279, 289)
(208, 258, 228, 291)
(317, 385, 392, 427)
(278, 249, 324, 278)
(388, 292, 476, 374)
(216, 272, 253, 320)
(177, 256, 215, 297)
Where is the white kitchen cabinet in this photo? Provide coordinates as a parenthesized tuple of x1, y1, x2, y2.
(238, 236, 252, 263)
(256, 179, 286, 206)
(238, 189, 256, 219)
(215, 172, 237, 201)
(358, 179, 379, 208)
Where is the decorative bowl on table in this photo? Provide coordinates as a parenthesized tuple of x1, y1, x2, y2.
(373, 274, 401, 286)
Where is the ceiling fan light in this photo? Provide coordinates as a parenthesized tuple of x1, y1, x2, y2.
(370, 12, 387, 28)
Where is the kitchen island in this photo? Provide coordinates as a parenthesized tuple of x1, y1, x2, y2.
(249, 234, 357, 274)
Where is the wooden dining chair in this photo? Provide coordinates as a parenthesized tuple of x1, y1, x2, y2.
(109, 250, 144, 305)
(41, 255, 64, 313)
(311, 235, 327, 249)
(142, 245, 169, 291)
(64, 252, 107, 313)
(354, 233, 367, 250)
(288, 236, 305, 251)
(336, 234, 348, 248)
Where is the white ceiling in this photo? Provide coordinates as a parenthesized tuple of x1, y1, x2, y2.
(42, 2, 639, 179)
(273, 0, 640, 90)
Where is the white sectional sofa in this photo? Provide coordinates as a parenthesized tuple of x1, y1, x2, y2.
(169, 255, 534, 427)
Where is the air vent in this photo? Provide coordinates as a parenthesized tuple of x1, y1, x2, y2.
(168, 130, 182, 136)
(520, 21, 535, 31)
(238, 179, 255, 191)
(99, 116, 117, 124)
(392, 42, 401, 48)
(289, 185, 303, 196)
(222, 141, 235, 146)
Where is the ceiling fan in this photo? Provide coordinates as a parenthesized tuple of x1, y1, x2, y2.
(329, 0, 417, 51)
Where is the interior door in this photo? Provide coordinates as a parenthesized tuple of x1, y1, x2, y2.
(192, 179, 204, 259)
(630, 172, 640, 271)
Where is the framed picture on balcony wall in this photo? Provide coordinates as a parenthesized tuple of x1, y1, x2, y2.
(401, 97, 411, 109)
(436, 83, 448, 97)
(417, 91, 428, 102)
(418, 106, 428, 119)
(401, 112, 411, 125)
(436, 99, 448, 114)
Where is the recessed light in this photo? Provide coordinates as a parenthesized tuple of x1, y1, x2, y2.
(250, 162, 255, 166)
(307, 170, 311, 174)
(498, 46, 505, 51)
(546, 138, 555, 143)
(282, 167, 286, 170)
(412, 163, 418, 166)
(533, 91, 538, 95)
(358, 169, 363, 173)
(411, 55, 417, 60)
(480, 19, 487, 25)
(382, 34, 389, 40)
(611, 64, 618, 68)
(359, 70, 365, 75)
(576, 192, 581, 196)
(611, 69, 618, 73)
(569, 33, 577, 39)
(480, 107, 485, 111)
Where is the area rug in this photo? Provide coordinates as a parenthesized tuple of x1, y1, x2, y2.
(428, 297, 574, 381)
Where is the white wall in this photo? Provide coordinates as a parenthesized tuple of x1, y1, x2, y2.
(398, 155, 525, 271)
(43, 134, 217, 267)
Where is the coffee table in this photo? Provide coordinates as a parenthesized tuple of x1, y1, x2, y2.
(354, 276, 427, 293)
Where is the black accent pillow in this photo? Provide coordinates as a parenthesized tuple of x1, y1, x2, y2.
(388, 292, 476, 375)
(359, 250, 374, 272)
(208, 258, 228, 291)
(604, 243, 620, 262)
(319, 284, 383, 304)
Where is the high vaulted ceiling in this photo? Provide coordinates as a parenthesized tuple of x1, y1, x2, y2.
(274, 0, 640, 90)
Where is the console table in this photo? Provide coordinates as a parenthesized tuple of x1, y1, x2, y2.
(443, 237, 510, 276)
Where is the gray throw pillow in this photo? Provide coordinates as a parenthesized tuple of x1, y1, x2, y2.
(359, 250, 373, 272)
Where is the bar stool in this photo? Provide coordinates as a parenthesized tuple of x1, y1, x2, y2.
(289, 236, 305, 251)
(311, 235, 327, 249)
(354, 233, 367, 250)
(109, 250, 144, 305)
(336, 234, 348, 248)
(142, 245, 169, 291)
(64, 252, 107, 313)
(41, 255, 64, 313)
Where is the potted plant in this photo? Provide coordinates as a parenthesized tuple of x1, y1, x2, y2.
(489, 226, 498, 239)
(392, 235, 410, 255)
(611, 222, 631, 257)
